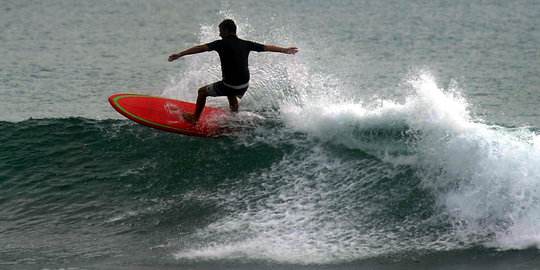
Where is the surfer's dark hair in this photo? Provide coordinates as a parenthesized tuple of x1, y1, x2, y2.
(219, 19, 237, 34)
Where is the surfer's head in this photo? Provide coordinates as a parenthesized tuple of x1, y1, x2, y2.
(219, 19, 236, 38)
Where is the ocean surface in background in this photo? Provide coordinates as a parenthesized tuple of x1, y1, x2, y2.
(1, 0, 539, 269)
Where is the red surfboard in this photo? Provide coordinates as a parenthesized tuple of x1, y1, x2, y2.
(109, 93, 230, 137)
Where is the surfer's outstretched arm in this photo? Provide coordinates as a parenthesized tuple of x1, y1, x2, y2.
(168, 45, 209, 62)
(263, 45, 298, 55)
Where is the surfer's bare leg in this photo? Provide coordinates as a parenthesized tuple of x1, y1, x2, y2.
(227, 96, 239, 113)
(182, 86, 208, 124)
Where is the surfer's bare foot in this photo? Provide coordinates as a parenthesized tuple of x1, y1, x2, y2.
(182, 112, 198, 125)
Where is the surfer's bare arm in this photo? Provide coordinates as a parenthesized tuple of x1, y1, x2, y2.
(168, 45, 209, 62)
(263, 45, 298, 55)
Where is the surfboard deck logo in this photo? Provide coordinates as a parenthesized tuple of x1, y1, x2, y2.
(109, 93, 230, 137)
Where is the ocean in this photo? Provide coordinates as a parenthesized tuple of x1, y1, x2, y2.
(1, 0, 539, 269)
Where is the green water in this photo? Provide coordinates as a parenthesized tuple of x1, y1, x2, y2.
(1, 0, 539, 269)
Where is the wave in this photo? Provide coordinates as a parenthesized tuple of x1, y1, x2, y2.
(2, 72, 539, 264)
(167, 70, 540, 264)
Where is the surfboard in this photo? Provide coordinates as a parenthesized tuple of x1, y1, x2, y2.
(108, 93, 230, 137)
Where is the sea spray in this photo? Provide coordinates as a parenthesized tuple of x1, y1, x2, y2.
(162, 12, 540, 265)
(162, 19, 310, 115)
(402, 74, 540, 250)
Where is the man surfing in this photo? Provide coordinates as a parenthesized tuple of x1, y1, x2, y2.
(168, 19, 298, 125)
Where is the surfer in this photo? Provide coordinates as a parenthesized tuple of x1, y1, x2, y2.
(168, 19, 298, 125)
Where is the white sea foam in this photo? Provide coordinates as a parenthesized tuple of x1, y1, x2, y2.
(174, 146, 406, 264)
(281, 70, 540, 252)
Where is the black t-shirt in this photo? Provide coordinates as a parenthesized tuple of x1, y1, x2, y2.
(206, 35, 264, 86)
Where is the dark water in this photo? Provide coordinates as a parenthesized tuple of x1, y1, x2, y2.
(1, 0, 539, 269)
(1, 116, 539, 269)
